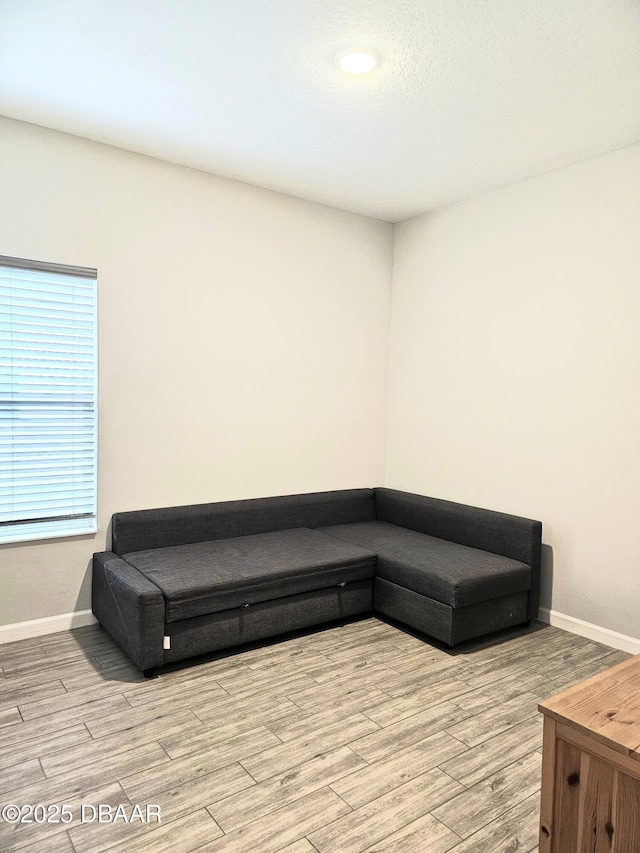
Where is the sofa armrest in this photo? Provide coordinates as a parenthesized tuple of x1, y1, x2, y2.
(92, 551, 165, 672)
(375, 488, 542, 619)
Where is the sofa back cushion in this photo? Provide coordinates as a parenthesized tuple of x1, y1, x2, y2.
(111, 489, 376, 555)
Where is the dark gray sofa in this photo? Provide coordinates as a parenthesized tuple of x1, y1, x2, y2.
(92, 488, 542, 675)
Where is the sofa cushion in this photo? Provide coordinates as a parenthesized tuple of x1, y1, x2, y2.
(122, 527, 376, 622)
(318, 521, 530, 608)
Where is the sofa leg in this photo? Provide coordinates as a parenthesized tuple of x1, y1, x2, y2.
(143, 668, 157, 679)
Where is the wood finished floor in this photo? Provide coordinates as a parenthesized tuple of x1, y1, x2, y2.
(0, 617, 629, 853)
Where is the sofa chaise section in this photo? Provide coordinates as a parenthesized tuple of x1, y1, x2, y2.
(374, 488, 542, 615)
(368, 488, 540, 645)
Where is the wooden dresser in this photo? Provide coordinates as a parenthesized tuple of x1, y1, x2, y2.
(539, 654, 640, 852)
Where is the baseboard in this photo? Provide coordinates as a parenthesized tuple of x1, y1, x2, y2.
(538, 607, 640, 655)
(0, 610, 98, 645)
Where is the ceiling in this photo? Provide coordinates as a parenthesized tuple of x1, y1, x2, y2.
(1, 0, 640, 222)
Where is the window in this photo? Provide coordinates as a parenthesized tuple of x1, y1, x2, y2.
(0, 256, 97, 543)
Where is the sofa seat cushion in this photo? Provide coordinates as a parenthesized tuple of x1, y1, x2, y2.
(122, 528, 376, 623)
(318, 521, 530, 608)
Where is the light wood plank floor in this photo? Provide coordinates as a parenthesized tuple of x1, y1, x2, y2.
(0, 617, 629, 853)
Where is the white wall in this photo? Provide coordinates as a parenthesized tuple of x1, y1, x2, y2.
(4, 113, 639, 647)
(0, 117, 393, 627)
(387, 144, 640, 642)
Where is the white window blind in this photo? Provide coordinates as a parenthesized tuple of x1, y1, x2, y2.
(0, 256, 97, 544)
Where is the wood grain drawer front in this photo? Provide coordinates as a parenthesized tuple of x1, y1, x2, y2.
(539, 654, 640, 853)
(541, 730, 640, 852)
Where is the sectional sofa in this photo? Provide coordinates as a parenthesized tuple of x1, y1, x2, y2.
(92, 488, 542, 676)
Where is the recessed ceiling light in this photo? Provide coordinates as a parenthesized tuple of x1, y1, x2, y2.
(337, 49, 379, 76)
